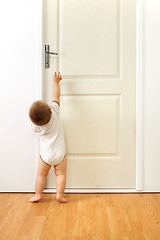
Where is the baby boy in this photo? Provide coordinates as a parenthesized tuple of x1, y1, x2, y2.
(29, 72, 67, 203)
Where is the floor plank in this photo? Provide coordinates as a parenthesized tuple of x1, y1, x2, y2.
(0, 193, 160, 240)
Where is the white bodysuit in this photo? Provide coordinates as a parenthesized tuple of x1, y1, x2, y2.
(31, 101, 66, 166)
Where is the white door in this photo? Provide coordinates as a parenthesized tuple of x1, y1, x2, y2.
(43, 0, 136, 190)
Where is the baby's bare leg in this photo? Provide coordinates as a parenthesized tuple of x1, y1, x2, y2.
(29, 156, 51, 202)
(54, 154, 67, 203)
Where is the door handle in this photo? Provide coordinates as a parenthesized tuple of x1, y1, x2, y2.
(45, 45, 58, 68)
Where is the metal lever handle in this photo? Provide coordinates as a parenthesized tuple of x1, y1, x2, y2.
(45, 45, 58, 68)
(46, 51, 58, 55)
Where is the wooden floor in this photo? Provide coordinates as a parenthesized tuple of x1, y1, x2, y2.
(0, 193, 160, 240)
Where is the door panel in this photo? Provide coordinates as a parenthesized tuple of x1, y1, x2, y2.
(61, 95, 119, 154)
(60, 0, 119, 76)
(43, 0, 136, 189)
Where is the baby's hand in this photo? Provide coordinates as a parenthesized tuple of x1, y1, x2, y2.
(53, 72, 62, 83)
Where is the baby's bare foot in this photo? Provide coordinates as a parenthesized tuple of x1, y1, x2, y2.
(56, 195, 67, 203)
(29, 194, 41, 203)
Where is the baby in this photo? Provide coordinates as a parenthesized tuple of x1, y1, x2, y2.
(29, 72, 67, 203)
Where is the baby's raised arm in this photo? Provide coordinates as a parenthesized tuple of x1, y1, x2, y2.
(53, 72, 62, 105)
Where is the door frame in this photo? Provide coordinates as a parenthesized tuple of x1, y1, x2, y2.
(35, 0, 143, 193)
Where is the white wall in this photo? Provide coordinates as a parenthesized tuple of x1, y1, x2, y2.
(0, 0, 160, 192)
(143, 0, 160, 191)
(0, 0, 37, 191)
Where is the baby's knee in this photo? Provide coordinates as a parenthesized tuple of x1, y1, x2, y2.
(54, 168, 66, 177)
(38, 168, 49, 177)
